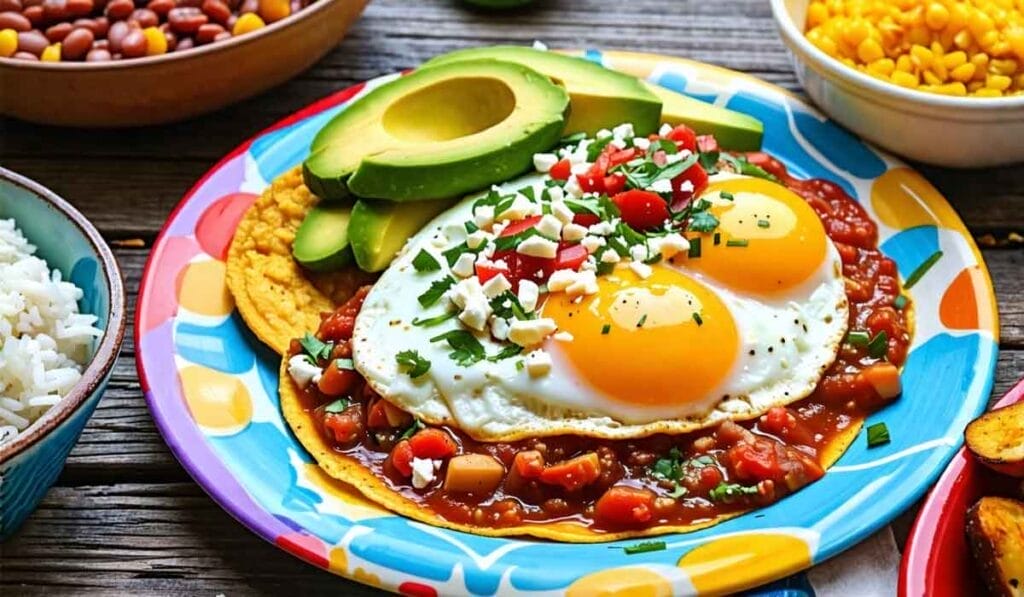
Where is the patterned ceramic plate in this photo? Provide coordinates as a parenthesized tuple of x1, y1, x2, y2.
(138, 51, 999, 595)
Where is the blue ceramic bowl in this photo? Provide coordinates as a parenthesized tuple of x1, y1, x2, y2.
(0, 167, 126, 541)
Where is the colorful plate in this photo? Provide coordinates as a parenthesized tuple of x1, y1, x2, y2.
(898, 378, 1024, 597)
(138, 51, 999, 595)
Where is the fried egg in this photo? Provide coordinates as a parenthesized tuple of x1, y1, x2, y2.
(352, 173, 848, 441)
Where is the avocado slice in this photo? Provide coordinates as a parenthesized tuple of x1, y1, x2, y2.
(292, 203, 354, 271)
(425, 46, 662, 137)
(643, 82, 763, 151)
(303, 59, 569, 202)
(349, 198, 457, 272)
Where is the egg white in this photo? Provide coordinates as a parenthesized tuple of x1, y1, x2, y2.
(352, 173, 848, 441)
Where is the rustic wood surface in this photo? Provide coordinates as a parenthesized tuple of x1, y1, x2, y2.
(2, 0, 1022, 594)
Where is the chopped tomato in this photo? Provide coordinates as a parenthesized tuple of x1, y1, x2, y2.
(500, 215, 542, 238)
(409, 428, 458, 459)
(323, 411, 362, 446)
(697, 466, 724, 493)
(573, 213, 601, 227)
(671, 162, 709, 206)
(367, 400, 412, 430)
(366, 400, 389, 429)
(318, 286, 371, 342)
(576, 171, 605, 193)
(553, 244, 588, 271)
(475, 260, 509, 284)
(759, 407, 814, 446)
(603, 173, 626, 195)
(611, 189, 670, 231)
(594, 485, 655, 525)
(317, 360, 361, 397)
(725, 438, 782, 482)
(513, 450, 545, 478)
(539, 452, 601, 491)
(607, 147, 639, 167)
(390, 440, 414, 477)
(666, 124, 698, 152)
(549, 159, 572, 180)
(696, 134, 719, 153)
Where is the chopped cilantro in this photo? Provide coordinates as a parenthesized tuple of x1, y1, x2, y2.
(708, 482, 760, 502)
(698, 150, 720, 173)
(299, 333, 333, 362)
(559, 132, 587, 146)
(867, 422, 891, 448)
(904, 250, 944, 289)
(412, 311, 457, 327)
(487, 344, 523, 362)
(847, 330, 871, 346)
(464, 221, 479, 234)
(689, 210, 720, 233)
(622, 541, 666, 555)
(430, 330, 486, 366)
(417, 276, 455, 308)
(399, 418, 425, 440)
(667, 484, 688, 499)
(396, 350, 430, 378)
(442, 242, 473, 267)
(323, 398, 349, 414)
(601, 324, 611, 335)
(721, 153, 779, 182)
(893, 295, 908, 310)
(412, 249, 441, 272)
(490, 291, 533, 321)
(867, 330, 889, 359)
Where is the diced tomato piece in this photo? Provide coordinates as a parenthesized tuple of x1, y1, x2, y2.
(671, 163, 709, 206)
(549, 159, 572, 180)
(759, 407, 815, 446)
(666, 124, 698, 152)
(696, 134, 719, 153)
(725, 439, 782, 482)
(576, 171, 605, 193)
(408, 428, 458, 459)
(513, 450, 545, 478)
(607, 148, 639, 167)
(500, 215, 542, 237)
(317, 360, 361, 397)
(367, 400, 389, 429)
(603, 173, 626, 195)
(573, 213, 601, 227)
(611, 189, 670, 231)
(539, 452, 601, 491)
(594, 485, 655, 526)
(323, 411, 362, 446)
(390, 440, 414, 477)
(475, 261, 509, 284)
(318, 286, 371, 342)
(697, 466, 724, 493)
(553, 244, 588, 272)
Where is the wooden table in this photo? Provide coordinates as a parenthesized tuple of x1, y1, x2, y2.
(2, 0, 1022, 593)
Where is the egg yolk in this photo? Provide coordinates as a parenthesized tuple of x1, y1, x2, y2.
(544, 265, 738, 408)
(680, 177, 828, 296)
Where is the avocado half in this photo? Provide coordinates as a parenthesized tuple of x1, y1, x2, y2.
(425, 46, 662, 137)
(303, 59, 570, 202)
(643, 82, 763, 151)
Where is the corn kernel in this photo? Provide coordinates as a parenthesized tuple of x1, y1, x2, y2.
(943, 50, 968, 69)
(858, 37, 885, 62)
(990, 58, 1019, 75)
(232, 12, 266, 36)
(896, 54, 914, 72)
(0, 28, 16, 58)
(911, 44, 934, 67)
(955, 29, 974, 49)
(968, 10, 996, 39)
(974, 87, 1001, 96)
(950, 62, 977, 81)
(925, 3, 950, 30)
(868, 57, 896, 76)
(986, 73, 1013, 89)
(968, 80, 986, 91)
(142, 27, 166, 56)
(40, 43, 61, 62)
(808, 2, 830, 27)
(923, 69, 943, 84)
(892, 70, 920, 87)
(934, 81, 968, 95)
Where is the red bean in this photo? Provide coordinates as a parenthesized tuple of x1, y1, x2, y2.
(44, 21, 71, 41)
(129, 7, 157, 27)
(173, 34, 191, 50)
(0, 0, 22, 11)
(91, 37, 106, 48)
(146, 0, 171, 16)
(0, 10, 30, 30)
(167, 6, 205, 33)
(60, 25, 91, 58)
(200, 0, 228, 23)
(21, 4, 42, 24)
(105, 17, 127, 50)
(65, 0, 90, 16)
(103, 0, 130, 19)
(84, 47, 109, 60)
(16, 29, 46, 54)
(176, 0, 202, 7)
(21, 0, 39, 6)
(119, 25, 144, 56)
(194, 21, 221, 43)
(91, 15, 107, 36)
(13, 49, 38, 59)
(41, 0, 68, 20)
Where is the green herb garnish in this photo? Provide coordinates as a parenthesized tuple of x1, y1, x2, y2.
(692, 312, 703, 326)
(720, 191, 735, 201)
(464, 221, 479, 234)
(323, 398, 349, 414)
(487, 344, 523, 362)
(334, 358, 354, 370)
(893, 295, 908, 310)
(689, 210, 720, 233)
(412, 249, 441, 272)
(867, 330, 889, 359)
(601, 324, 611, 335)
(688, 237, 702, 258)
(417, 276, 455, 308)
(412, 311, 457, 327)
(904, 250, 944, 289)
(396, 350, 430, 378)
(399, 418, 425, 440)
(847, 330, 871, 347)
(866, 422, 890, 448)
(713, 232, 721, 246)
(636, 314, 648, 328)
(299, 333, 333, 362)
(559, 132, 587, 146)
(757, 219, 770, 228)
(622, 541, 666, 555)
(708, 482, 760, 502)
(430, 330, 486, 366)
(726, 239, 749, 247)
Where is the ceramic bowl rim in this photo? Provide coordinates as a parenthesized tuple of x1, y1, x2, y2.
(0, 0, 357, 73)
(0, 167, 127, 464)
(770, 0, 1024, 112)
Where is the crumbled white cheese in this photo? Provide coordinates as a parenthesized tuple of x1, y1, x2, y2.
(553, 331, 574, 342)
(649, 178, 673, 194)
(580, 255, 598, 271)
(443, 222, 468, 244)
(550, 200, 574, 225)
(517, 235, 558, 259)
(564, 176, 584, 198)
(629, 244, 649, 262)
(482, 273, 512, 298)
(451, 252, 477, 278)
(600, 248, 621, 263)
(588, 221, 615, 236)
(652, 233, 689, 259)
(525, 350, 553, 377)
(547, 269, 578, 293)
(596, 128, 613, 140)
(678, 180, 695, 194)
(567, 141, 591, 164)
(490, 316, 510, 341)
(664, 149, 691, 164)
(659, 123, 674, 136)
(612, 122, 635, 140)
(609, 138, 627, 150)
(630, 261, 653, 279)
(430, 233, 449, 248)
(491, 220, 508, 236)
(466, 230, 489, 249)
(518, 279, 539, 312)
(562, 223, 587, 242)
(497, 194, 538, 221)
(570, 162, 591, 176)
(581, 235, 606, 253)
(508, 318, 558, 347)
(565, 270, 599, 296)
(459, 298, 492, 331)
(474, 205, 495, 229)
(633, 137, 651, 151)
(411, 457, 438, 489)
(287, 355, 322, 389)
(533, 152, 558, 173)
(449, 277, 485, 309)
(546, 185, 564, 203)
(536, 214, 563, 240)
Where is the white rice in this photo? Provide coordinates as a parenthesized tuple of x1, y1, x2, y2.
(0, 218, 102, 445)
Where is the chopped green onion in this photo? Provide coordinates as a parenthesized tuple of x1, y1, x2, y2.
(713, 232, 721, 246)
(399, 419, 425, 440)
(757, 219, 770, 228)
(601, 324, 611, 335)
(412, 311, 456, 327)
(515, 360, 525, 372)
(299, 333, 333, 362)
(324, 398, 349, 413)
(708, 482, 760, 502)
(666, 483, 688, 499)
(636, 314, 647, 328)
(867, 330, 889, 359)
(417, 276, 455, 308)
(689, 210, 719, 233)
(334, 358, 354, 370)
(464, 221, 479, 234)
(396, 350, 430, 378)
(559, 132, 587, 145)
(719, 191, 734, 201)
(726, 239, 749, 247)
(412, 249, 441, 272)
(692, 312, 703, 326)
(893, 295, 908, 310)
(688, 237, 702, 258)
(847, 330, 871, 346)
(866, 422, 890, 448)
(904, 250, 944, 289)
(622, 541, 666, 555)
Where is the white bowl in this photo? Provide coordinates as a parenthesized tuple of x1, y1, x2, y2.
(771, 0, 1024, 168)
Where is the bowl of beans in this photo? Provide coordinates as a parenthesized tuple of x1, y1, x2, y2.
(0, 0, 370, 126)
(772, 0, 1024, 167)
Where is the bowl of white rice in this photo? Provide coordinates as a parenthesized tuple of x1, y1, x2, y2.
(0, 167, 125, 540)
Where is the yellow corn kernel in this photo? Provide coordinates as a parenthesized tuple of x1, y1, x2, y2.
(932, 58, 949, 79)
(933, 81, 968, 95)
(892, 70, 919, 87)
(923, 69, 944, 84)
(1017, 72, 1024, 88)
(0, 28, 16, 58)
(943, 50, 968, 69)
(142, 27, 166, 56)
(858, 37, 885, 62)
(1007, 27, 1024, 60)
(808, 2, 830, 27)
(930, 40, 946, 58)
(968, 9, 996, 39)
(955, 29, 974, 49)
(950, 62, 977, 81)
(973, 87, 1004, 96)
(948, 3, 968, 32)
(258, 0, 290, 24)
(40, 43, 61, 62)
(986, 73, 1013, 89)
(908, 24, 932, 46)
(896, 54, 914, 72)
(978, 29, 1000, 50)
(868, 57, 896, 76)
(968, 79, 986, 91)
(990, 58, 1019, 75)
(232, 12, 266, 36)
(925, 2, 950, 30)
(911, 44, 934, 67)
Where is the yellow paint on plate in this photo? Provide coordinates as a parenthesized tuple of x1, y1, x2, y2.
(328, 546, 348, 573)
(179, 365, 252, 433)
(870, 168, 962, 231)
(301, 463, 391, 520)
(566, 566, 674, 597)
(677, 533, 811, 595)
(353, 567, 381, 588)
(179, 259, 234, 316)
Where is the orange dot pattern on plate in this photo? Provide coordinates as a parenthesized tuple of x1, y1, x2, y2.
(941, 266, 989, 330)
(179, 365, 253, 432)
(178, 259, 234, 316)
(677, 533, 811, 594)
(566, 566, 674, 597)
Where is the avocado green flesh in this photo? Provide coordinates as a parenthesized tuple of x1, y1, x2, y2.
(349, 198, 457, 273)
(292, 204, 354, 272)
(424, 46, 662, 137)
(643, 82, 764, 151)
(303, 59, 569, 202)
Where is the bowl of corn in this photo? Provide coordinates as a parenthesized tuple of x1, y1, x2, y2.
(772, 0, 1024, 167)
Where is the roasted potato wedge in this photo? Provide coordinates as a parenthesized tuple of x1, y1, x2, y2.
(967, 496, 1024, 597)
(966, 403, 1024, 478)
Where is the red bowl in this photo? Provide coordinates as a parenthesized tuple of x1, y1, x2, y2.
(899, 378, 1024, 596)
